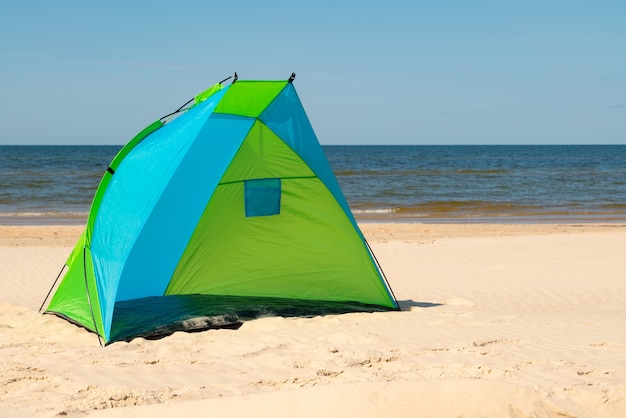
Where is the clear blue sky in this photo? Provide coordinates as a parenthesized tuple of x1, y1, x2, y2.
(1, 1, 625, 145)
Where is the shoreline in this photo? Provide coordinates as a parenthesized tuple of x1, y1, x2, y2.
(3, 206, 626, 227)
(1, 222, 624, 247)
(3, 213, 626, 227)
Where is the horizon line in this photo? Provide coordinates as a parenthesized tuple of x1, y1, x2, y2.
(2, 143, 626, 147)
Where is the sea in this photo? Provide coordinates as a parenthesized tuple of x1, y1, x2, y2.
(1, 145, 626, 225)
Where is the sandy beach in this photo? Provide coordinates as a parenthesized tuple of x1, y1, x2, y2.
(1, 223, 625, 417)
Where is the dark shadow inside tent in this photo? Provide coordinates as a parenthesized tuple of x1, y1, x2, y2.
(108, 294, 397, 344)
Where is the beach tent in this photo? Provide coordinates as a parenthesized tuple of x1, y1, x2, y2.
(41, 74, 398, 345)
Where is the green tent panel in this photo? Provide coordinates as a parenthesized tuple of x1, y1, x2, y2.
(42, 76, 398, 345)
(46, 235, 104, 335)
(167, 178, 389, 305)
(215, 81, 288, 118)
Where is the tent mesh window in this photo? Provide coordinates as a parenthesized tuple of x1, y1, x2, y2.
(244, 178, 281, 217)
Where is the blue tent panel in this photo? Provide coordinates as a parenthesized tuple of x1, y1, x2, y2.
(115, 114, 256, 302)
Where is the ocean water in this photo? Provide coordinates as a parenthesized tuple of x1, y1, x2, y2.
(0, 146, 120, 224)
(1, 145, 625, 225)
(327, 145, 626, 222)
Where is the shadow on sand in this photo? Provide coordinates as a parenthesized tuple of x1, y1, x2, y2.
(397, 300, 443, 311)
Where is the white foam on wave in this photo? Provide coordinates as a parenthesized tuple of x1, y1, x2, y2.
(352, 208, 398, 214)
(0, 211, 88, 218)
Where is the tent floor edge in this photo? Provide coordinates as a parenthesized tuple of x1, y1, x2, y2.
(107, 294, 398, 344)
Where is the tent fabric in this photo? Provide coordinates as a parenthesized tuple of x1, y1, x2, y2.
(44, 77, 398, 345)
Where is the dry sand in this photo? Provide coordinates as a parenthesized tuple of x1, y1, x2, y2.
(1, 223, 625, 417)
